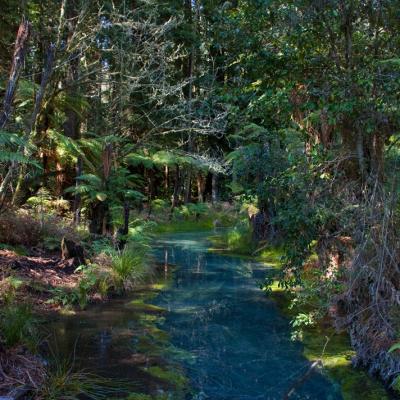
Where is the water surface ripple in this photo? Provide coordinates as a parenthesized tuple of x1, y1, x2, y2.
(152, 232, 342, 400)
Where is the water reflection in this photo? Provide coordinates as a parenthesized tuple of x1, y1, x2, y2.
(49, 231, 342, 399)
(153, 232, 342, 400)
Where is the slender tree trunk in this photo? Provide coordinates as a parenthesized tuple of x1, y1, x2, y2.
(197, 173, 205, 202)
(164, 165, 169, 195)
(170, 165, 182, 218)
(2, 43, 55, 206)
(184, 170, 192, 204)
(61, 0, 82, 198)
(211, 173, 218, 204)
(147, 169, 154, 218)
(183, 0, 196, 204)
(116, 200, 130, 249)
(73, 156, 83, 225)
(0, 20, 31, 129)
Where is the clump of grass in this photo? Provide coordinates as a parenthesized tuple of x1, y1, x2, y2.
(0, 275, 25, 304)
(111, 242, 150, 291)
(38, 356, 123, 400)
(0, 303, 40, 350)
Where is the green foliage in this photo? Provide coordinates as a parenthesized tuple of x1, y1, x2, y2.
(91, 237, 115, 257)
(290, 312, 316, 341)
(0, 275, 25, 304)
(0, 304, 39, 349)
(0, 131, 40, 166)
(392, 376, 400, 394)
(145, 366, 188, 392)
(39, 357, 121, 400)
(111, 240, 151, 291)
(388, 343, 400, 353)
(226, 220, 253, 254)
(27, 188, 70, 215)
(174, 203, 209, 220)
(0, 243, 28, 256)
(48, 264, 111, 310)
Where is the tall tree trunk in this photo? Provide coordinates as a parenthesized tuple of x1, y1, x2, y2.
(183, 0, 195, 204)
(184, 170, 192, 204)
(211, 173, 218, 204)
(117, 200, 130, 249)
(170, 165, 182, 218)
(197, 173, 206, 202)
(0, 20, 31, 129)
(61, 1, 82, 199)
(73, 156, 83, 225)
(89, 202, 110, 235)
(5, 44, 56, 206)
(164, 165, 169, 195)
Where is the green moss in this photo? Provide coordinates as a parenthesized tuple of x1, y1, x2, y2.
(258, 247, 284, 265)
(145, 366, 188, 391)
(129, 299, 165, 313)
(208, 236, 283, 267)
(126, 394, 153, 400)
(269, 285, 389, 400)
(153, 218, 214, 234)
(125, 393, 169, 400)
(303, 328, 389, 400)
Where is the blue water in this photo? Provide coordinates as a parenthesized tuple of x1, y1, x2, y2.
(153, 232, 342, 400)
(50, 231, 343, 399)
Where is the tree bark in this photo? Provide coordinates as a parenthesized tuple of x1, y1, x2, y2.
(211, 173, 218, 204)
(73, 156, 83, 225)
(0, 20, 31, 129)
(197, 173, 206, 202)
(2, 43, 55, 206)
(170, 165, 182, 218)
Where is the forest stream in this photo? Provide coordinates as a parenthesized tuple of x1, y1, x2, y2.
(49, 231, 343, 400)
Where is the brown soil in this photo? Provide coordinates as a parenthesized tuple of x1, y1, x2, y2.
(0, 249, 81, 312)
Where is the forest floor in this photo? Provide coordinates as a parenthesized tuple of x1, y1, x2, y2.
(0, 246, 103, 397)
(0, 249, 83, 313)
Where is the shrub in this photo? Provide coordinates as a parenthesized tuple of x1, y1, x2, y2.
(0, 211, 42, 247)
(173, 203, 209, 221)
(27, 188, 70, 215)
(0, 210, 79, 250)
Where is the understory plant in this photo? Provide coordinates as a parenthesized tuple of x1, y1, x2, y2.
(111, 235, 152, 291)
(0, 303, 39, 350)
(37, 356, 123, 400)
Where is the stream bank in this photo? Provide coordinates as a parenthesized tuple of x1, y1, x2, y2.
(50, 231, 343, 399)
(208, 232, 392, 400)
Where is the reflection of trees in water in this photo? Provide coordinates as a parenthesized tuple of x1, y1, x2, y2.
(156, 235, 340, 399)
